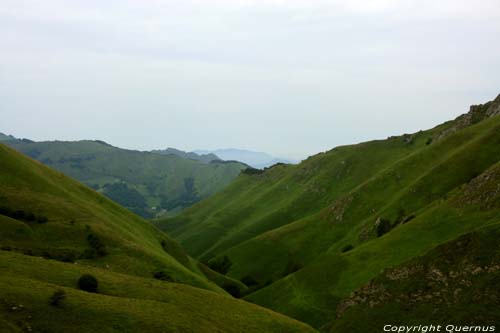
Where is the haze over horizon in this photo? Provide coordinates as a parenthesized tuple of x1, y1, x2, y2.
(1, 0, 500, 160)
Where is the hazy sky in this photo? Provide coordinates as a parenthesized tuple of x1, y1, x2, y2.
(1, 0, 499, 160)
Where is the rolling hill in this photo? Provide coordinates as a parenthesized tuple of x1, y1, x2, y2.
(158, 94, 500, 330)
(0, 143, 316, 332)
(2, 139, 247, 218)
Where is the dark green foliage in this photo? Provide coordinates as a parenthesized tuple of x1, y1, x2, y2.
(49, 289, 66, 306)
(4, 139, 246, 218)
(42, 249, 78, 263)
(78, 274, 98, 293)
(376, 218, 393, 237)
(241, 275, 259, 287)
(401, 214, 416, 224)
(160, 178, 201, 211)
(241, 167, 264, 175)
(222, 283, 241, 298)
(341, 245, 354, 253)
(282, 259, 302, 277)
(103, 183, 151, 218)
(208, 256, 233, 275)
(82, 233, 107, 258)
(425, 137, 433, 145)
(0, 206, 48, 223)
(153, 271, 175, 282)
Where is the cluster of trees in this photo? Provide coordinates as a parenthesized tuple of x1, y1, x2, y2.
(0, 206, 48, 223)
(208, 256, 233, 275)
(102, 183, 152, 218)
(241, 168, 264, 175)
(81, 233, 108, 259)
(160, 177, 201, 211)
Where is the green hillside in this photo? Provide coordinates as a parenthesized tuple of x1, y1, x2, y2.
(4, 140, 246, 218)
(0, 143, 316, 332)
(158, 94, 500, 329)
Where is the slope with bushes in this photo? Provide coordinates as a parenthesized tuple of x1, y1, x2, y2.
(4, 139, 246, 218)
(0, 143, 316, 332)
(158, 94, 500, 329)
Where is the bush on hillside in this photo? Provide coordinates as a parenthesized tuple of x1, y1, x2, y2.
(222, 283, 241, 298)
(208, 256, 233, 275)
(341, 244, 354, 253)
(376, 218, 393, 237)
(153, 271, 175, 282)
(0, 206, 48, 223)
(82, 233, 107, 259)
(78, 274, 98, 293)
(49, 289, 66, 306)
(240, 275, 259, 287)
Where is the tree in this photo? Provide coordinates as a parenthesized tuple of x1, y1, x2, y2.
(208, 256, 233, 275)
(222, 283, 241, 298)
(78, 274, 98, 293)
(376, 218, 392, 237)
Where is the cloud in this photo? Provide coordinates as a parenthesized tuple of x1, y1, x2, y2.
(1, 0, 499, 159)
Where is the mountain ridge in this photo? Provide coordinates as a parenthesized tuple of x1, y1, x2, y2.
(158, 94, 500, 330)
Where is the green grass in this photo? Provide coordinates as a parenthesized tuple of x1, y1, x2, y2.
(5, 140, 246, 218)
(0, 143, 316, 332)
(327, 222, 500, 332)
(158, 95, 500, 329)
(0, 251, 315, 333)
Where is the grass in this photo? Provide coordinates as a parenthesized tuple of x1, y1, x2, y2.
(0, 143, 316, 332)
(0, 251, 315, 333)
(158, 95, 500, 329)
(5, 140, 246, 217)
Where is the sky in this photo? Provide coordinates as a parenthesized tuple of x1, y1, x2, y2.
(1, 0, 500, 160)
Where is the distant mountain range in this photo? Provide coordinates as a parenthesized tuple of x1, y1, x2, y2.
(1, 136, 247, 218)
(193, 148, 297, 169)
(151, 148, 221, 164)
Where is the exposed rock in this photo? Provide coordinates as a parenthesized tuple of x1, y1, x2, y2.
(435, 94, 499, 141)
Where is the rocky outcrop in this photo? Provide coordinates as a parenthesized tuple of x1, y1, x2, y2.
(435, 93, 500, 141)
(452, 163, 500, 210)
(336, 231, 500, 319)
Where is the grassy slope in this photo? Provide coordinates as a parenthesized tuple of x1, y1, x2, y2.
(0, 144, 316, 332)
(329, 221, 500, 332)
(5, 140, 246, 217)
(159, 95, 500, 328)
(0, 143, 220, 291)
(0, 251, 315, 333)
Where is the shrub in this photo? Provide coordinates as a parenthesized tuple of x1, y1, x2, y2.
(240, 275, 259, 287)
(42, 249, 77, 263)
(341, 244, 354, 253)
(222, 283, 241, 298)
(153, 271, 174, 282)
(426, 138, 433, 145)
(208, 256, 233, 275)
(83, 233, 107, 258)
(376, 218, 393, 237)
(78, 274, 98, 293)
(49, 289, 66, 306)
